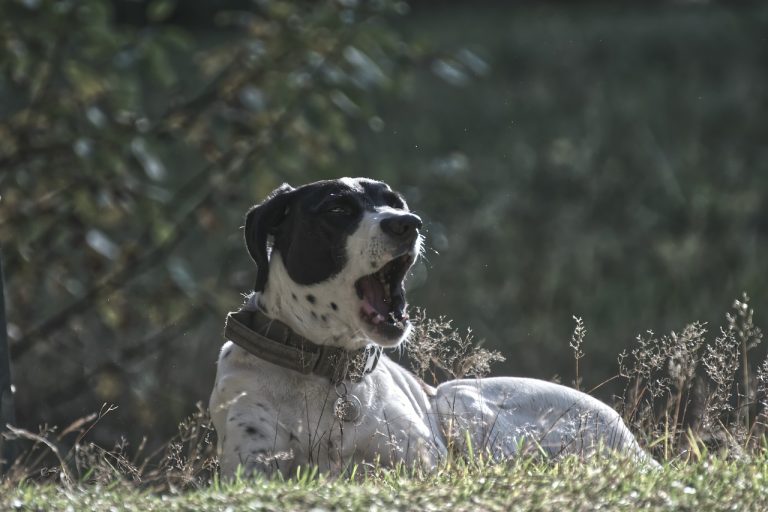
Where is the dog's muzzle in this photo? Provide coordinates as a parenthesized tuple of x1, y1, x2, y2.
(354, 212, 422, 342)
(380, 213, 422, 244)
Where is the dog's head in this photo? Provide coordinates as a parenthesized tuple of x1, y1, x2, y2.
(244, 177, 422, 349)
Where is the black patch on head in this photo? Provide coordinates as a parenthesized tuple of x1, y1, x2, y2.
(306, 294, 316, 304)
(270, 181, 362, 286)
(359, 179, 407, 210)
(244, 179, 411, 289)
(330, 302, 338, 311)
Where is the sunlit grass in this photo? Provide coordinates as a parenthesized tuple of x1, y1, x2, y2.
(3, 454, 767, 511)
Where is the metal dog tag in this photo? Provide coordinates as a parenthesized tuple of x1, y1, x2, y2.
(334, 394, 362, 423)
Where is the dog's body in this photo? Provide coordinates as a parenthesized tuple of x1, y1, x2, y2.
(210, 178, 649, 477)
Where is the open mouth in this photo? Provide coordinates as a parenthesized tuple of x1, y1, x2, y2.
(354, 254, 414, 340)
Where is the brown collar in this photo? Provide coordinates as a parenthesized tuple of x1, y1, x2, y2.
(224, 308, 381, 383)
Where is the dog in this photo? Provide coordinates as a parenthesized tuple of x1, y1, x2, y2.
(209, 177, 651, 478)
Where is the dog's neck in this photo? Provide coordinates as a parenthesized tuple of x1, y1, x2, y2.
(252, 254, 374, 351)
(226, 302, 380, 382)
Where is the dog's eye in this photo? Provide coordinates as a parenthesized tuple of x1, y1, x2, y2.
(326, 204, 353, 216)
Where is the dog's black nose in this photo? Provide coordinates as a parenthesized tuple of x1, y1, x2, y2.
(380, 213, 422, 239)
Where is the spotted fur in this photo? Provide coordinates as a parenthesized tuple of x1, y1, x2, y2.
(209, 178, 653, 478)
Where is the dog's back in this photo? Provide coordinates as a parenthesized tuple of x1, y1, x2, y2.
(434, 377, 650, 461)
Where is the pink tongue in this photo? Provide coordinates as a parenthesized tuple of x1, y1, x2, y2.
(358, 275, 388, 316)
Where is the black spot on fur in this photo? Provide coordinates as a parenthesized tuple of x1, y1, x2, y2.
(306, 294, 316, 304)
(321, 314, 327, 322)
(245, 425, 262, 437)
(292, 293, 298, 301)
(223, 348, 232, 358)
(289, 432, 299, 442)
(311, 311, 318, 319)
(255, 402, 266, 409)
(330, 302, 338, 311)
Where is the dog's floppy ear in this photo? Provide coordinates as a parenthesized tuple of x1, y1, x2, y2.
(244, 183, 297, 292)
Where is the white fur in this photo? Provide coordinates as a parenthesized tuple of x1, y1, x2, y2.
(210, 196, 652, 478)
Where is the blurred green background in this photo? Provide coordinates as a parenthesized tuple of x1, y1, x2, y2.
(1, 0, 766, 449)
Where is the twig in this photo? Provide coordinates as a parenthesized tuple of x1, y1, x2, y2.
(4, 425, 75, 488)
(0, 251, 17, 473)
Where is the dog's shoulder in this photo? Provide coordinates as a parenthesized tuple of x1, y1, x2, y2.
(378, 352, 438, 397)
(373, 354, 437, 407)
(209, 341, 286, 416)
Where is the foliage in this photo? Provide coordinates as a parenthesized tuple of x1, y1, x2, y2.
(615, 293, 765, 459)
(407, 307, 504, 383)
(354, 2, 768, 392)
(0, 0, 411, 446)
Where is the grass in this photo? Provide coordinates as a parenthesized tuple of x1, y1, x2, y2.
(2, 455, 767, 511)
(1, 294, 766, 510)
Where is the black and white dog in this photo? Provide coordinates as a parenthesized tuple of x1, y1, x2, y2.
(209, 177, 650, 477)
